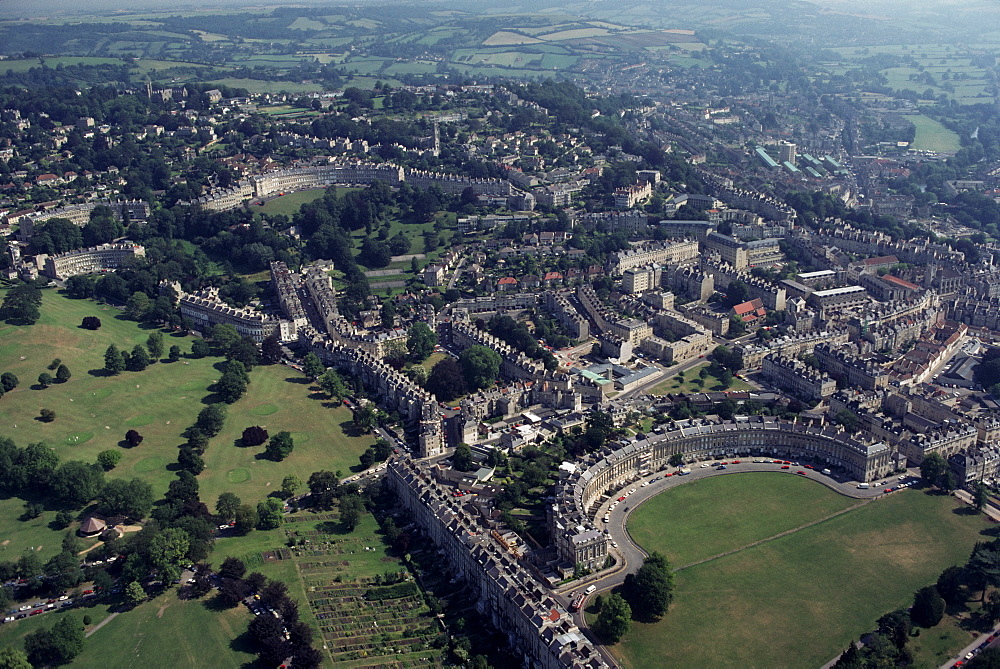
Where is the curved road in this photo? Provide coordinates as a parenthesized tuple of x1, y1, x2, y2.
(558, 461, 918, 661)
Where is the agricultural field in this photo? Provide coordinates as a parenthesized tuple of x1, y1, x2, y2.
(616, 476, 992, 668)
(204, 78, 326, 95)
(212, 509, 444, 667)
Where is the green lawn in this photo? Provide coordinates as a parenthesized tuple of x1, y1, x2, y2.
(617, 480, 991, 669)
(198, 365, 376, 506)
(649, 362, 754, 396)
(0, 289, 221, 500)
(72, 591, 257, 668)
(0, 290, 374, 558)
(628, 473, 860, 567)
(904, 114, 963, 153)
(255, 187, 360, 218)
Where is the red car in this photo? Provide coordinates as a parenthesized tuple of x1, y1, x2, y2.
(664, 472, 674, 477)
(805, 465, 814, 469)
(797, 471, 806, 475)
(781, 465, 790, 469)
(772, 460, 782, 464)
(617, 496, 626, 502)
(30, 610, 43, 616)
(884, 488, 893, 492)
(732, 460, 741, 464)
(720, 461, 729, 465)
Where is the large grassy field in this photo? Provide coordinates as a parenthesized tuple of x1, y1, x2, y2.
(0, 290, 374, 557)
(904, 114, 963, 153)
(255, 187, 353, 217)
(617, 476, 992, 668)
(627, 473, 860, 567)
(197, 364, 376, 506)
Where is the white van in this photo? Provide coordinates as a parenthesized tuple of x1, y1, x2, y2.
(585, 585, 597, 595)
(857, 483, 870, 489)
(822, 469, 831, 475)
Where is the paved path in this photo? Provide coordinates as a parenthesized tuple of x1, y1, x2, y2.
(86, 611, 119, 638)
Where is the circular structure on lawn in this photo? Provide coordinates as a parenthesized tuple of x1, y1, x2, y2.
(64, 431, 94, 445)
(226, 468, 251, 483)
(250, 403, 279, 416)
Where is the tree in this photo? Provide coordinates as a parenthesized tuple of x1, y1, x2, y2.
(340, 494, 364, 531)
(81, 315, 102, 330)
(17, 553, 42, 580)
(168, 345, 182, 362)
(460, 346, 502, 391)
(920, 452, 948, 487)
(241, 425, 269, 447)
(217, 361, 249, 404)
(44, 551, 84, 591)
(103, 344, 126, 375)
(0, 283, 42, 324)
(127, 344, 150, 372)
(307, 471, 340, 510)
(426, 357, 467, 402)
(149, 527, 190, 582)
(178, 447, 205, 475)
(975, 481, 990, 513)
(0, 646, 30, 669)
(124, 292, 151, 321)
(39, 408, 56, 422)
(97, 478, 153, 520)
(280, 475, 301, 499)
(146, 332, 164, 361)
(50, 363, 70, 384)
(317, 369, 347, 399)
(51, 461, 104, 507)
(595, 593, 631, 644)
(257, 498, 284, 530)
(234, 504, 258, 535)
(261, 333, 283, 365)
(876, 609, 911, 649)
(124, 581, 146, 606)
(668, 453, 685, 467)
(196, 403, 227, 437)
(627, 552, 674, 619)
(190, 339, 212, 358)
(219, 557, 247, 580)
(407, 322, 437, 362)
(352, 403, 378, 434)
(265, 431, 294, 461)
(984, 590, 1000, 625)
(937, 565, 966, 605)
(124, 429, 143, 447)
(0, 373, 17, 392)
(96, 449, 122, 471)
(452, 443, 474, 472)
(301, 352, 324, 379)
(37, 372, 53, 388)
(216, 492, 242, 521)
(911, 585, 946, 627)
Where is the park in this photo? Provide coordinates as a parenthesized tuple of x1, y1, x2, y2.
(615, 473, 994, 668)
(0, 288, 377, 562)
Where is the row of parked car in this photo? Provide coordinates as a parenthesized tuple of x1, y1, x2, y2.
(3, 592, 92, 623)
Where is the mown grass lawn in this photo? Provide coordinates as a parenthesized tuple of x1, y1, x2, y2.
(0, 290, 374, 559)
(618, 481, 992, 669)
(627, 473, 859, 567)
(649, 361, 755, 396)
(198, 364, 376, 506)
